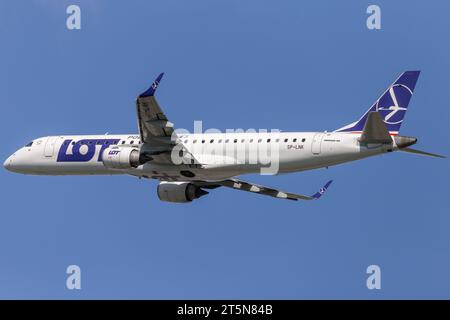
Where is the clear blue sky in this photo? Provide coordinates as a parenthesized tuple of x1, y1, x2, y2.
(1, 0, 449, 299)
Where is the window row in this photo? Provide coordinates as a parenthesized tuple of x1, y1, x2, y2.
(120, 140, 141, 145)
(184, 138, 306, 144)
(63, 140, 141, 146)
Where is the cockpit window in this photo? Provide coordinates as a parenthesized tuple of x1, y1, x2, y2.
(25, 141, 33, 147)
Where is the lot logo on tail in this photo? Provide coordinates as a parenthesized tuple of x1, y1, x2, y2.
(335, 71, 420, 134)
(376, 84, 412, 125)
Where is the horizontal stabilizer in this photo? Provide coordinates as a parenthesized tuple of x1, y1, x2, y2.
(400, 147, 446, 158)
(359, 111, 392, 144)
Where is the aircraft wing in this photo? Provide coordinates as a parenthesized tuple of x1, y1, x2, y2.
(136, 73, 199, 165)
(194, 178, 333, 201)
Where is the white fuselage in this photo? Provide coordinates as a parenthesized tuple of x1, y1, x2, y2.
(3, 131, 395, 181)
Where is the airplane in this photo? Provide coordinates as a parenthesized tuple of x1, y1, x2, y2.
(3, 71, 445, 203)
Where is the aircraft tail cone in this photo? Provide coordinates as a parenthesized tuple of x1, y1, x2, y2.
(394, 135, 417, 149)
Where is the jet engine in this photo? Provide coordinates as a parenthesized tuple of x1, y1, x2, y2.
(157, 181, 209, 203)
(102, 146, 140, 169)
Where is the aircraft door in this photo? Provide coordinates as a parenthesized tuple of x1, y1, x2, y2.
(311, 133, 324, 155)
(44, 136, 58, 157)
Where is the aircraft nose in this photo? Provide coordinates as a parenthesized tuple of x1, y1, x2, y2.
(3, 155, 12, 171)
(3, 153, 19, 172)
(4, 150, 35, 174)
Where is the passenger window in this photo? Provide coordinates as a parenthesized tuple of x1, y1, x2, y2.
(122, 141, 125, 144)
(275, 139, 279, 142)
(258, 139, 262, 143)
(202, 140, 205, 143)
(130, 140, 134, 144)
(184, 140, 188, 144)
(302, 138, 306, 142)
(193, 140, 197, 143)
(284, 138, 288, 142)
(218, 139, 222, 143)
(241, 139, 245, 143)
(234, 139, 237, 143)
(293, 138, 297, 142)
(267, 139, 271, 143)
(210, 139, 214, 143)
(250, 139, 253, 143)
(225, 139, 229, 143)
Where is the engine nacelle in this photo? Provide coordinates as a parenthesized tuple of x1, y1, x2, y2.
(102, 146, 140, 169)
(157, 181, 208, 203)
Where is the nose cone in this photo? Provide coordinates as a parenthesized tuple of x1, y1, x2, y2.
(4, 150, 37, 174)
(4, 153, 22, 173)
(3, 156, 12, 171)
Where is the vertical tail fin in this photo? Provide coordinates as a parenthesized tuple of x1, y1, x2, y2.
(335, 71, 421, 135)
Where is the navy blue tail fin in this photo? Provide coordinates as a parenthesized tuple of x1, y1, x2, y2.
(335, 71, 420, 135)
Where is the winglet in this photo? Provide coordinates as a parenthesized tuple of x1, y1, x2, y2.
(311, 180, 333, 199)
(139, 73, 164, 97)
